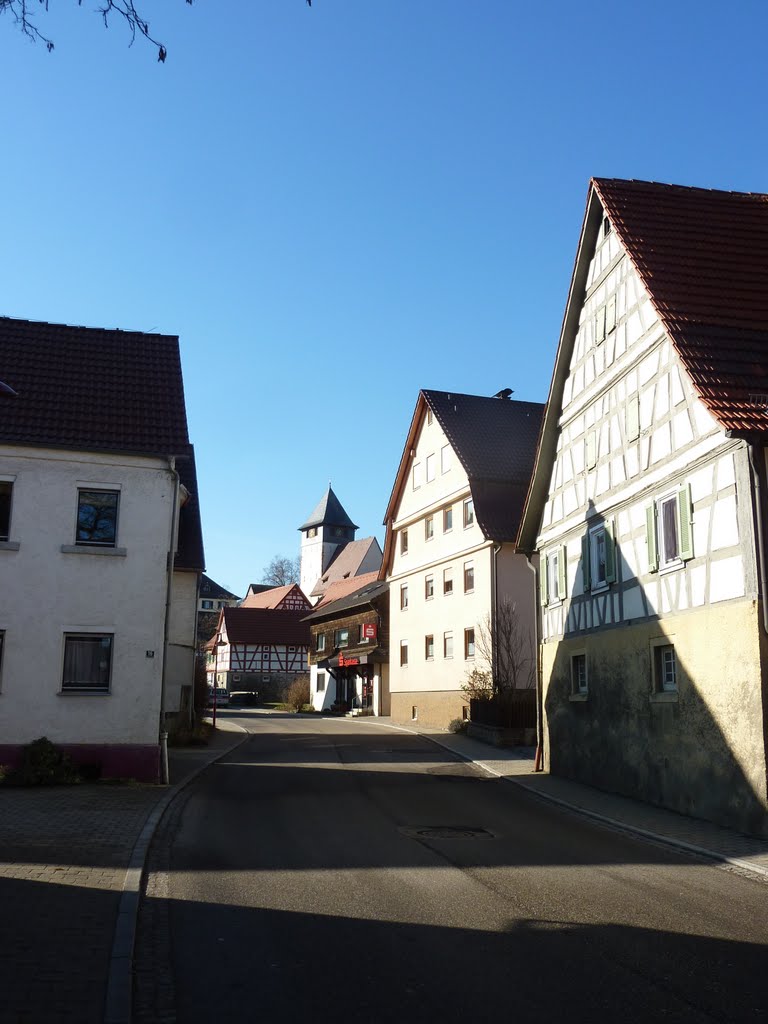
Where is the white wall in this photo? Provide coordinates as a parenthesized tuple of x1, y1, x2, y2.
(0, 445, 176, 747)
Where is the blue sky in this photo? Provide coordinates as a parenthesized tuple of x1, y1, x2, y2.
(1, 1, 766, 595)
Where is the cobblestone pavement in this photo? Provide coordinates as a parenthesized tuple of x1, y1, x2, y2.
(0, 724, 246, 1024)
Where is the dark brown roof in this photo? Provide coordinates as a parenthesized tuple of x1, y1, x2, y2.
(221, 607, 310, 646)
(593, 178, 768, 434)
(199, 574, 239, 601)
(0, 317, 191, 454)
(299, 485, 358, 531)
(304, 578, 388, 621)
(176, 449, 205, 572)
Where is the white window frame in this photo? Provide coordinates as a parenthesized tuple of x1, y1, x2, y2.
(443, 505, 453, 532)
(426, 453, 436, 482)
(425, 634, 434, 660)
(570, 651, 588, 698)
(441, 445, 451, 474)
(424, 574, 434, 600)
(400, 529, 409, 555)
(400, 583, 409, 610)
(464, 628, 475, 660)
(317, 633, 326, 653)
(443, 631, 454, 659)
(463, 498, 474, 528)
(443, 568, 453, 596)
(425, 515, 434, 541)
(412, 462, 423, 490)
(646, 485, 693, 574)
(61, 633, 113, 694)
(463, 560, 474, 594)
(400, 640, 409, 667)
(76, 489, 120, 548)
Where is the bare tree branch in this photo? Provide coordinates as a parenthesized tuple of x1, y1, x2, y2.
(462, 597, 535, 703)
(262, 555, 301, 588)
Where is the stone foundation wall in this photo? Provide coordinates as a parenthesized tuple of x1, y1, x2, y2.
(390, 690, 468, 731)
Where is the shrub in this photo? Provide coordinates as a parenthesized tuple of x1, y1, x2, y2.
(285, 674, 311, 712)
(448, 718, 468, 734)
(4, 737, 81, 786)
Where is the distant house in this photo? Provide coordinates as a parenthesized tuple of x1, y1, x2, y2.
(197, 573, 240, 646)
(0, 316, 204, 782)
(382, 389, 544, 729)
(207, 606, 310, 694)
(240, 583, 312, 612)
(517, 178, 768, 837)
(304, 576, 389, 715)
(298, 486, 382, 604)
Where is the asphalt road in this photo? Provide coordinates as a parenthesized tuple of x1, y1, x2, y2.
(135, 712, 768, 1023)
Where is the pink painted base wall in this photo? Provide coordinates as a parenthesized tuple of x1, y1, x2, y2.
(0, 743, 160, 783)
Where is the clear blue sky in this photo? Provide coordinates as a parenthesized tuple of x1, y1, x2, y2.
(1, 1, 766, 596)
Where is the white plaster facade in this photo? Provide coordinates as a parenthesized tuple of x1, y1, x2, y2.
(0, 444, 196, 775)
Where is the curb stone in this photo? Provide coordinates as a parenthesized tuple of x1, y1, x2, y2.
(103, 724, 250, 1024)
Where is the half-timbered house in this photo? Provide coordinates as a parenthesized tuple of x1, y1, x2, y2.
(240, 583, 312, 612)
(207, 606, 310, 693)
(517, 178, 768, 837)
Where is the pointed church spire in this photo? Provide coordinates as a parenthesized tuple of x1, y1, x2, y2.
(298, 485, 359, 532)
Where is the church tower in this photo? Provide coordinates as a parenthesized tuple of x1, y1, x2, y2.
(298, 485, 358, 599)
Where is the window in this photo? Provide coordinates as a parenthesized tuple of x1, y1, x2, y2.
(317, 671, 326, 692)
(541, 546, 566, 605)
(571, 653, 587, 695)
(76, 490, 119, 547)
(425, 574, 434, 600)
(333, 527, 345, 537)
(335, 628, 349, 648)
(426, 453, 436, 482)
(443, 506, 453, 532)
(217, 601, 225, 609)
(0, 481, 12, 541)
(654, 644, 677, 693)
(464, 628, 475, 659)
(400, 583, 409, 610)
(425, 515, 434, 541)
(586, 431, 598, 469)
(201, 599, 213, 610)
(413, 462, 423, 490)
(646, 486, 693, 572)
(463, 560, 474, 593)
(443, 631, 454, 658)
(307, 527, 317, 538)
(463, 498, 474, 528)
(443, 568, 453, 595)
(441, 445, 451, 474)
(400, 640, 409, 666)
(582, 523, 615, 592)
(401, 529, 409, 555)
(62, 634, 113, 693)
(595, 305, 606, 344)
(427, 408, 433, 425)
(425, 634, 434, 660)
(412, 705, 418, 721)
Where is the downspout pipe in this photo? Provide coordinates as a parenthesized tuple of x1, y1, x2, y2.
(525, 553, 544, 772)
(159, 455, 181, 785)
(491, 543, 501, 689)
(747, 443, 768, 637)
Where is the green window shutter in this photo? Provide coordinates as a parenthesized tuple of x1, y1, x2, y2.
(558, 545, 567, 597)
(677, 483, 694, 561)
(581, 535, 591, 592)
(604, 519, 617, 584)
(626, 396, 639, 441)
(540, 557, 549, 606)
(645, 504, 658, 573)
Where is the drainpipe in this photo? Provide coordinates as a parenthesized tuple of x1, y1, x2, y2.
(526, 554, 544, 772)
(159, 455, 180, 785)
(491, 543, 501, 687)
(748, 444, 768, 637)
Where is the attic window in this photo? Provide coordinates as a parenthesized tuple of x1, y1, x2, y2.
(427, 408, 433, 425)
(603, 217, 611, 237)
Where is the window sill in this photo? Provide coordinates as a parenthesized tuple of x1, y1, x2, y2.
(60, 545, 127, 557)
(569, 692, 589, 702)
(0, 540, 20, 551)
(59, 690, 111, 696)
(650, 690, 678, 704)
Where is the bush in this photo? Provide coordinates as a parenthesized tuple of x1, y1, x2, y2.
(448, 718, 468, 734)
(285, 674, 311, 712)
(3, 737, 81, 786)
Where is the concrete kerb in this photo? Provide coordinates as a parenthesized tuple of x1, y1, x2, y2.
(103, 722, 250, 1024)
(358, 717, 768, 884)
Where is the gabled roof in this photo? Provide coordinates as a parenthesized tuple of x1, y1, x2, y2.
(299, 485, 358, 531)
(199, 574, 240, 601)
(592, 178, 768, 436)
(309, 536, 383, 597)
(313, 570, 380, 608)
(518, 177, 768, 552)
(382, 390, 544, 557)
(0, 317, 191, 455)
(304, 577, 389, 621)
(175, 448, 205, 572)
(220, 607, 310, 646)
(240, 583, 311, 610)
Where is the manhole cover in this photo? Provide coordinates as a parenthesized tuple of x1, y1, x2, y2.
(399, 825, 496, 840)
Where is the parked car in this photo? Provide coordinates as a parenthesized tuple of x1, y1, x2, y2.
(207, 687, 230, 708)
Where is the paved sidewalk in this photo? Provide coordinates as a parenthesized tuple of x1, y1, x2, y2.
(369, 718, 768, 881)
(0, 722, 247, 1024)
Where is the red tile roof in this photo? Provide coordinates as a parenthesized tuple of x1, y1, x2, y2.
(221, 607, 310, 646)
(593, 179, 768, 435)
(314, 571, 380, 608)
(240, 584, 311, 610)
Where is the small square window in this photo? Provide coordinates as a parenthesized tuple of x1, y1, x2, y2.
(443, 506, 453, 532)
(425, 574, 434, 600)
(307, 527, 317, 538)
(401, 529, 409, 555)
(0, 481, 12, 541)
(463, 560, 474, 593)
(76, 490, 119, 547)
(62, 634, 113, 693)
(335, 628, 349, 648)
(400, 640, 409, 667)
(425, 634, 434, 660)
(443, 568, 453, 595)
(464, 628, 475, 659)
(425, 515, 434, 541)
(201, 599, 213, 610)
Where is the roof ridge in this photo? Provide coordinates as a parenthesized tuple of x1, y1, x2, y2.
(592, 177, 768, 201)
